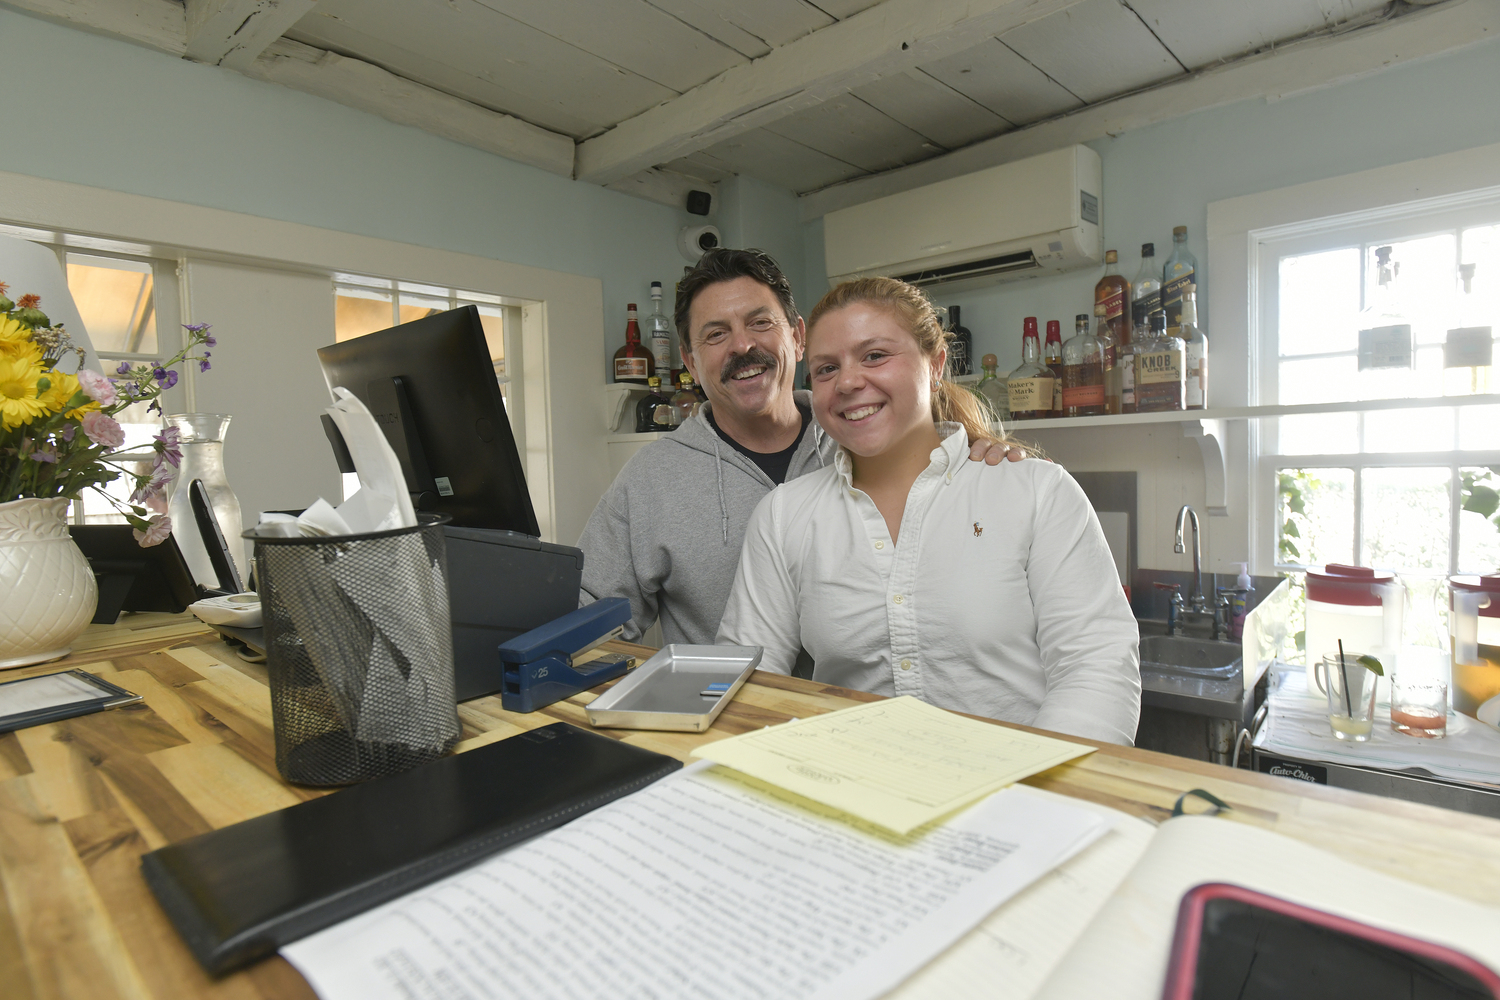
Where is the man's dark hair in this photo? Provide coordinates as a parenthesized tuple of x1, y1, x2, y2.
(674, 247, 798, 355)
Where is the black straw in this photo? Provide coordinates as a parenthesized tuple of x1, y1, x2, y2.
(1337, 639, 1353, 717)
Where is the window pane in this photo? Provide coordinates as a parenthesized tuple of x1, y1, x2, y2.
(66, 253, 157, 355)
(474, 304, 505, 362)
(397, 294, 447, 325)
(335, 290, 394, 342)
(1278, 468, 1354, 567)
(1276, 413, 1357, 455)
(1363, 406, 1453, 453)
(1459, 405, 1500, 450)
(1460, 224, 1500, 330)
(73, 453, 155, 524)
(1460, 466, 1500, 574)
(1353, 344, 1443, 400)
(1370, 235, 1455, 349)
(114, 399, 162, 453)
(1360, 467, 1450, 572)
(1279, 247, 1359, 356)
(1278, 356, 1358, 405)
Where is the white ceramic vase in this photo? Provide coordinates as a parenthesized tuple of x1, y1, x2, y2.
(0, 497, 98, 669)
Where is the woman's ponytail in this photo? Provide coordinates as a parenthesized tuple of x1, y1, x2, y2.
(933, 378, 1004, 447)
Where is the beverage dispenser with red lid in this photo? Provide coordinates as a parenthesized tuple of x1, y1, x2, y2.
(1303, 564, 1405, 693)
(1450, 574, 1500, 728)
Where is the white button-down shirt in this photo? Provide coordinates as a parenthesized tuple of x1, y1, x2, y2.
(718, 424, 1141, 745)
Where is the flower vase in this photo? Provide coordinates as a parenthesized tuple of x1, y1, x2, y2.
(0, 497, 98, 669)
(165, 413, 246, 589)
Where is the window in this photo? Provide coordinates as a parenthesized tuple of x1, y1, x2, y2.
(1258, 199, 1500, 654)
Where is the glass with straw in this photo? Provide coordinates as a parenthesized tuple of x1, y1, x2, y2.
(1319, 640, 1383, 742)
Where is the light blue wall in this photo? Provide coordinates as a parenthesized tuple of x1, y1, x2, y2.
(803, 35, 1500, 384)
(0, 7, 810, 379)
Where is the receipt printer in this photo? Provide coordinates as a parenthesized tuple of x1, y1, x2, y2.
(497, 598, 634, 714)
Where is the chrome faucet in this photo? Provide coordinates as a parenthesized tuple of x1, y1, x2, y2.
(1173, 504, 1230, 640)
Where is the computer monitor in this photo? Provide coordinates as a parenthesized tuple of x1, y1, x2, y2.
(316, 305, 539, 536)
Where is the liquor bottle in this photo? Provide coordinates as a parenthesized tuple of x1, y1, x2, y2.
(946, 306, 972, 377)
(1007, 317, 1053, 421)
(1062, 312, 1105, 417)
(1161, 226, 1198, 332)
(1134, 312, 1186, 413)
(646, 282, 674, 380)
(672, 372, 702, 424)
(974, 353, 1009, 424)
(1094, 249, 1132, 350)
(1044, 319, 1064, 414)
(1119, 314, 1139, 414)
(1095, 301, 1121, 415)
(1356, 246, 1413, 391)
(1179, 284, 1208, 410)
(613, 303, 653, 384)
(1444, 263, 1493, 395)
(1132, 243, 1161, 330)
(635, 376, 671, 432)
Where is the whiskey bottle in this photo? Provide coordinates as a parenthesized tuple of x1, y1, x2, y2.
(947, 306, 973, 377)
(1180, 284, 1208, 410)
(1007, 317, 1054, 420)
(1444, 263, 1493, 395)
(1044, 319, 1064, 414)
(1161, 226, 1198, 332)
(1095, 249, 1132, 351)
(635, 376, 671, 432)
(1095, 301, 1121, 415)
(613, 303, 654, 384)
(1134, 312, 1185, 412)
(646, 282, 674, 380)
(975, 353, 1009, 424)
(1132, 243, 1161, 329)
(1062, 312, 1105, 417)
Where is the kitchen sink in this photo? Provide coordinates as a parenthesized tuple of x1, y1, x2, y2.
(1139, 635, 1242, 679)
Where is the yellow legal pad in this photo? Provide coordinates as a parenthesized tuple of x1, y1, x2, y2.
(691, 696, 1096, 835)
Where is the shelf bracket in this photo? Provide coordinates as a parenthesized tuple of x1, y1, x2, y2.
(602, 384, 637, 432)
(1181, 418, 1228, 517)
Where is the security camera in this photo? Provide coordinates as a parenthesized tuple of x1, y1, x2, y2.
(678, 225, 721, 262)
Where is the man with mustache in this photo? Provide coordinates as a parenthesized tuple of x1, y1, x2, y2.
(578, 248, 1024, 649)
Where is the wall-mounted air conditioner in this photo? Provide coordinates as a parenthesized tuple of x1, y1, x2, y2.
(823, 144, 1102, 292)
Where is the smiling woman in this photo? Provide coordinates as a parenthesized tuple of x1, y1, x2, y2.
(718, 276, 1143, 745)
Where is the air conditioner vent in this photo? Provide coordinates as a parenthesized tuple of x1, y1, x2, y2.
(895, 250, 1040, 287)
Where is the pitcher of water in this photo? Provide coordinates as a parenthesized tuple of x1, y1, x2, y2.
(1303, 564, 1404, 694)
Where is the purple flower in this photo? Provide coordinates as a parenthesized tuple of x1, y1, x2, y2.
(205, 336, 217, 346)
(81, 411, 126, 450)
(60, 424, 76, 442)
(30, 447, 57, 463)
(183, 323, 211, 335)
(77, 368, 118, 406)
(116, 361, 132, 375)
(131, 466, 173, 514)
(162, 369, 179, 389)
(147, 400, 161, 415)
(153, 366, 167, 381)
(199, 359, 211, 373)
(154, 426, 182, 467)
(132, 514, 172, 547)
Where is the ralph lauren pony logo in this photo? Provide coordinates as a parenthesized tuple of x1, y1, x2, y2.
(973, 522, 983, 537)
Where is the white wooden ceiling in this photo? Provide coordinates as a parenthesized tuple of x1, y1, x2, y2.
(280, 0, 1388, 193)
(6, 0, 1478, 209)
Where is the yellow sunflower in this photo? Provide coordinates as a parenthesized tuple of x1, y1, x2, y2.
(0, 355, 49, 431)
(0, 316, 41, 365)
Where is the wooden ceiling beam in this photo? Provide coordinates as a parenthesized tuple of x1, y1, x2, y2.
(574, 0, 1086, 186)
(0, 0, 186, 55)
(184, 0, 319, 71)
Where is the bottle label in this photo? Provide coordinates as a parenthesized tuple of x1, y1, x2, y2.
(651, 335, 672, 373)
(1357, 324, 1412, 371)
(1097, 287, 1125, 323)
(615, 357, 649, 381)
(1186, 345, 1207, 408)
(948, 336, 970, 377)
(1137, 350, 1183, 384)
(1162, 269, 1194, 325)
(1120, 353, 1136, 393)
(1445, 327, 1494, 368)
(1007, 377, 1053, 412)
(1062, 383, 1104, 407)
(1132, 287, 1161, 325)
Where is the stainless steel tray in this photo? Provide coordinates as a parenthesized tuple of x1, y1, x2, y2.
(585, 644, 761, 732)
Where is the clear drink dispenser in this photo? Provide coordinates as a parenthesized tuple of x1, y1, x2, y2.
(1303, 564, 1404, 693)
(1450, 575, 1500, 729)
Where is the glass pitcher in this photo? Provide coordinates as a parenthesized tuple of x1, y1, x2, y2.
(1450, 575, 1500, 728)
(165, 413, 246, 590)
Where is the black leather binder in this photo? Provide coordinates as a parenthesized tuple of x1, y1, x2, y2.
(141, 723, 681, 975)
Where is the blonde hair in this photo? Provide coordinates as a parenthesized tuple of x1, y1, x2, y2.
(806, 277, 1006, 446)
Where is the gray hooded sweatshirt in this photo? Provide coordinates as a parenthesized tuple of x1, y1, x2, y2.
(578, 389, 833, 644)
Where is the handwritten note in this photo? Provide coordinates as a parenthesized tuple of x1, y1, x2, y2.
(691, 696, 1095, 834)
(282, 764, 1109, 1000)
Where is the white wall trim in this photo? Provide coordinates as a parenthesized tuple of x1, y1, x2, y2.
(0, 168, 608, 544)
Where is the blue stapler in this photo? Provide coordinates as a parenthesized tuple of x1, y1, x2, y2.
(497, 597, 635, 713)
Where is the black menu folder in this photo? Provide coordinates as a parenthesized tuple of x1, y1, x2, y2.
(141, 723, 682, 975)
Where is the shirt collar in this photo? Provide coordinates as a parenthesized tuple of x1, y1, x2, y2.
(833, 422, 969, 488)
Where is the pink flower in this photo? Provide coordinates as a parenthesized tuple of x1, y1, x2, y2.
(76, 368, 118, 406)
(132, 514, 172, 547)
(130, 465, 174, 514)
(81, 411, 125, 450)
(155, 426, 182, 467)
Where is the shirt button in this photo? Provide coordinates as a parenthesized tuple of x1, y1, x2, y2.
(874, 540, 885, 550)
(893, 594, 904, 604)
(900, 659, 912, 671)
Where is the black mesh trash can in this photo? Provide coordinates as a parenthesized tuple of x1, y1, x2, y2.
(247, 514, 460, 786)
